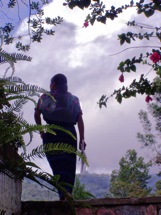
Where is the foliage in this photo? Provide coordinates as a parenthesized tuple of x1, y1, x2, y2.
(63, 0, 161, 105)
(73, 177, 94, 200)
(77, 173, 110, 198)
(22, 173, 111, 201)
(1, 0, 63, 51)
(137, 95, 161, 154)
(109, 149, 152, 197)
(155, 180, 161, 195)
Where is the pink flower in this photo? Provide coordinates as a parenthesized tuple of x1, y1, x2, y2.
(150, 52, 160, 64)
(119, 74, 124, 82)
(145, 95, 153, 103)
(83, 21, 89, 28)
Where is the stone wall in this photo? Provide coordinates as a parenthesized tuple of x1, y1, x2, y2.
(22, 196, 161, 215)
(0, 173, 22, 215)
(0, 145, 22, 215)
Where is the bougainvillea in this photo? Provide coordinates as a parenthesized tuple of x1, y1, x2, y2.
(145, 95, 153, 103)
(83, 21, 89, 28)
(150, 52, 161, 64)
(119, 74, 124, 83)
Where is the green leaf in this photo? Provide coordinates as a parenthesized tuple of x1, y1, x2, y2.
(116, 94, 122, 104)
(119, 61, 125, 67)
(124, 59, 131, 65)
(130, 65, 136, 72)
(100, 16, 106, 24)
(125, 37, 131, 44)
(137, 9, 143, 14)
(120, 38, 125, 45)
(26, 174, 43, 187)
(144, 9, 154, 18)
(131, 91, 136, 97)
(125, 67, 130, 72)
(90, 17, 95, 26)
(25, 162, 41, 169)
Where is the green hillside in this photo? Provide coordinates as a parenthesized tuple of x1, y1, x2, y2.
(21, 173, 159, 201)
(21, 173, 110, 201)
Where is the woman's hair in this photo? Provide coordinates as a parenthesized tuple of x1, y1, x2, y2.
(50, 73, 68, 92)
(51, 74, 67, 85)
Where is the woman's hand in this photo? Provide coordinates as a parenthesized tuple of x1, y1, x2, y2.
(79, 141, 87, 151)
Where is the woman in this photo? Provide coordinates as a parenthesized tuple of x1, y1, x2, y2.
(34, 73, 85, 200)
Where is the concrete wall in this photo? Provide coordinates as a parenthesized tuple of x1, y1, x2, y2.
(0, 173, 22, 215)
(22, 196, 161, 215)
(0, 145, 22, 215)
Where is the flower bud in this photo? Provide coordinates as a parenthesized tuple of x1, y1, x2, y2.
(119, 74, 124, 82)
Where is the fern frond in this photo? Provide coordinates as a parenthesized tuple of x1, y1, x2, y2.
(7, 98, 28, 112)
(23, 143, 88, 165)
(0, 124, 52, 149)
(11, 114, 34, 146)
(0, 122, 77, 151)
(49, 124, 76, 140)
(6, 84, 47, 94)
(19, 124, 76, 140)
(6, 95, 37, 106)
(0, 50, 32, 65)
(24, 168, 71, 198)
(5, 76, 25, 84)
(25, 168, 61, 192)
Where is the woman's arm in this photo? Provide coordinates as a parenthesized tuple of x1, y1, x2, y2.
(34, 109, 42, 125)
(77, 114, 86, 150)
(34, 109, 44, 138)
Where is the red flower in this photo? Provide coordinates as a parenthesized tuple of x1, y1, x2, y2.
(119, 74, 124, 82)
(150, 52, 160, 64)
(145, 95, 153, 103)
(83, 21, 89, 28)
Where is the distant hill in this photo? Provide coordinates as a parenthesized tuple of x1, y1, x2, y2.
(21, 173, 161, 201)
(76, 173, 110, 198)
(21, 173, 110, 201)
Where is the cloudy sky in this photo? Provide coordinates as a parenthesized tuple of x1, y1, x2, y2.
(1, 0, 160, 174)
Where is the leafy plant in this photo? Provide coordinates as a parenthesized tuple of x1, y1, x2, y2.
(1, 0, 63, 51)
(73, 177, 94, 200)
(109, 149, 152, 197)
(65, 0, 161, 105)
(137, 93, 161, 167)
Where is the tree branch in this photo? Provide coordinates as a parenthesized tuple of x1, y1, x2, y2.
(109, 46, 160, 56)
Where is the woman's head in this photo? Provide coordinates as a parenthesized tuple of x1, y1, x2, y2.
(50, 74, 68, 92)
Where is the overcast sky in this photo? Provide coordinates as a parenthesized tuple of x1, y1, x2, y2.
(2, 0, 160, 175)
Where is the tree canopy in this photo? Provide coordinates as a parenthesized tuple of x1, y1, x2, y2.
(1, 0, 63, 51)
(137, 92, 161, 170)
(109, 149, 152, 197)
